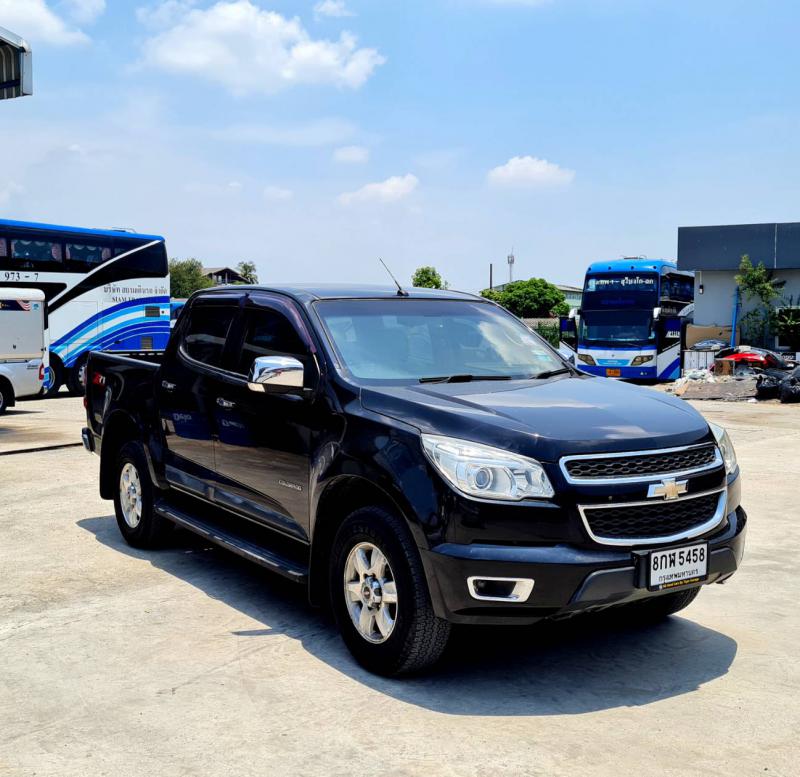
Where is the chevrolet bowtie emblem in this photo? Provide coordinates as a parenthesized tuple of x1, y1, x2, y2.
(647, 478, 688, 500)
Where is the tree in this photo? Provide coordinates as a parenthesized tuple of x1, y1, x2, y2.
(412, 266, 447, 289)
(237, 261, 259, 284)
(169, 258, 213, 299)
(735, 254, 785, 347)
(480, 278, 569, 318)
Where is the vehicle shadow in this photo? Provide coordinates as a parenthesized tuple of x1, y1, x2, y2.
(78, 514, 738, 717)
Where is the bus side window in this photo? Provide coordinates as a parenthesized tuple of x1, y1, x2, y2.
(10, 239, 63, 271)
(66, 242, 112, 271)
(0, 238, 7, 263)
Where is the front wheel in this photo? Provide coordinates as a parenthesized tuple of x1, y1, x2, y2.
(330, 506, 451, 676)
(113, 441, 171, 548)
(0, 382, 10, 414)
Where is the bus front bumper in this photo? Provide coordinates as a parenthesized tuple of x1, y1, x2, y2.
(579, 364, 657, 379)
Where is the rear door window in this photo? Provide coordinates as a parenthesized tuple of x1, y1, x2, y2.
(182, 303, 238, 368)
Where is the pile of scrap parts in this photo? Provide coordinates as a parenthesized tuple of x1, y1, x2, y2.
(756, 367, 800, 403)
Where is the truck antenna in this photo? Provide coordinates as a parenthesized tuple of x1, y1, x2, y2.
(379, 257, 408, 297)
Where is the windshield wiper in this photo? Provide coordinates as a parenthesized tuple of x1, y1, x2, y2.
(419, 374, 514, 384)
(530, 367, 571, 380)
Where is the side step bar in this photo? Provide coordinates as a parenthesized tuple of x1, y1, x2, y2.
(154, 500, 308, 584)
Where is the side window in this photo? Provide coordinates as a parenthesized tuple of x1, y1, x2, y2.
(182, 303, 237, 367)
(11, 238, 63, 270)
(66, 241, 112, 271)
(234, 307, 306, 375)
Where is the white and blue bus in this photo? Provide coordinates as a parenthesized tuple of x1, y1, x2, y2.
(560, 258, 694, 380)
(0, 218, 170, 395)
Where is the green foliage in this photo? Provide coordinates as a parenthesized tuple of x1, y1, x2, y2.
(236, 261, 259, 284)
(735, 255, 786, 347)
(169, 258, 213, 299)
(529, 320, 561, 347)
(480, 278, 569, 318)
(411, 266, 447, 289)
(774, 304, 800, 350)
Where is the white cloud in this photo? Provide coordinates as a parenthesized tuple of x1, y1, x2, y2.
(338, 174, 419, 206)
(218, 118, 357, 147)
(333, 145, 369, 164)
(139, 0, 385, 95)
(136, 0, 196, 29)
(0, 0, 89, 45)
(487, 155, 575, 188)
(62, 0, 106, 24)
(0, 180, 23, 207)
(314, 0, 354, 20)
(263, 185, 293, 201)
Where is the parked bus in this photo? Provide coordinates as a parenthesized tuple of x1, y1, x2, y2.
(0, 218, 170, 395)
(560, 258, 693, 380)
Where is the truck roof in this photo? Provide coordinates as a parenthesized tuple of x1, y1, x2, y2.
(199, 284, 480, 303)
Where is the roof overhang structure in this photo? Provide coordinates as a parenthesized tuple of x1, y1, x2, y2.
(0, 26, 32, 100)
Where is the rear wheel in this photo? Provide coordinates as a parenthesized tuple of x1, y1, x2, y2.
(113, 441, 171, 548)
(0, 381, 11, 414)
(65, 358, 86, 396)
(330, 506, 450, 676)
(42, 358, 63, 397)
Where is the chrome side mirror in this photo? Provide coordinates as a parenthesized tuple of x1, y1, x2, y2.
(247, 355, 304, 393)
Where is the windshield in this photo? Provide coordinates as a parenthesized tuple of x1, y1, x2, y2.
(579, 309, 655, 346)
(315, 299, 565, 383)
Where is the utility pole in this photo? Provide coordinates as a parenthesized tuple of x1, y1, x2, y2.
(489, 263, 493, 290)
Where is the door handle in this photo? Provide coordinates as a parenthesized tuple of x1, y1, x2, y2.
(161, 380, 177, 392)
(216, 397, 235, 409)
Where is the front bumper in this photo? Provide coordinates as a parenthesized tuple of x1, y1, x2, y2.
(579, 364, 657, 379)
(423, 505, 746, 625)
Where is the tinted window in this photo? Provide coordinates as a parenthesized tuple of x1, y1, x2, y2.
(316, 299, 563, 383)
(182, 303, 237, 367)
(66, 241, 111, 271)
(234, 307, 306, 375)
(0, 238, 6, 258)
(11, 239, 63, 270)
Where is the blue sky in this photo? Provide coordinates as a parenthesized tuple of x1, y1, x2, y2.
(2, 0, 800, 291)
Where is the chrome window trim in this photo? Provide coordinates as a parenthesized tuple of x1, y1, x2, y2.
(578, 487, 727, 547)
(560, 442, 723, 485)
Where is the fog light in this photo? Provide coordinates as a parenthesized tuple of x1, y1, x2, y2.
(467, 577, 534, 602)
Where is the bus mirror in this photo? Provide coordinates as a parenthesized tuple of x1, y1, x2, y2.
(568, 308, 580, 320)
(652, 307, 661, 321)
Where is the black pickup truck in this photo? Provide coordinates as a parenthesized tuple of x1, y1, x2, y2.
(83, 285, 746, 675)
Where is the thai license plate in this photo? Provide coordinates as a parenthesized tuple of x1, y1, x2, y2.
(605, 368, 621, 377)
(648, 542, 708, 591)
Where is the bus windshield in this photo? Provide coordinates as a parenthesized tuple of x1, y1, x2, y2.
(579, 309, 655, 346)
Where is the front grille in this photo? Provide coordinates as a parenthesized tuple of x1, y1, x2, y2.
(581, 492, 722, 542)
(563, 444, 718, 481)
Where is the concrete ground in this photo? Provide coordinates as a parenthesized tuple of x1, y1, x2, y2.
(1, 396, 798, 776)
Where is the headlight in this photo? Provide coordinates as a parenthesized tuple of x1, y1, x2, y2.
(630, 355, 654, 366)
(709, 422, 737, 473)
(421, 434, 554, 501)
(578, 353, 596, 365)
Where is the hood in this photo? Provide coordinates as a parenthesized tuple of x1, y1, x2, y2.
(360, 375, 710, 462)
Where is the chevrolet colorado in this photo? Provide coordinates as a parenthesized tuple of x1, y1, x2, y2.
(82, 285, 746, 675)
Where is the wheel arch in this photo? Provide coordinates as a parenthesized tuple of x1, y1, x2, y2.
(309, 475, 419, 607)
(99, 411, 154, 500)
(0, 374, 15, 409)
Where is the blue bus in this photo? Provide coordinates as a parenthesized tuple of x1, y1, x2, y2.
(560, 258, 693, 380)
(0, 218, 170, 395)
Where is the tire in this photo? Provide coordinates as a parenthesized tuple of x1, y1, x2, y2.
(0, 382, 10, 415)
(624, 586, 701, 622)
(43, 358, 63, 397)
(329, 506, 451, 676)
(65, 359, 86, 397)
(113, 441, 171, 549)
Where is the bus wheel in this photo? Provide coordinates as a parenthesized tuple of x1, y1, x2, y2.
(65, 358, 87, 396)
(42, 358, 63, 397)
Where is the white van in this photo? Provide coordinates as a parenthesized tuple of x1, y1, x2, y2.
(0, 288, 47, 413)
